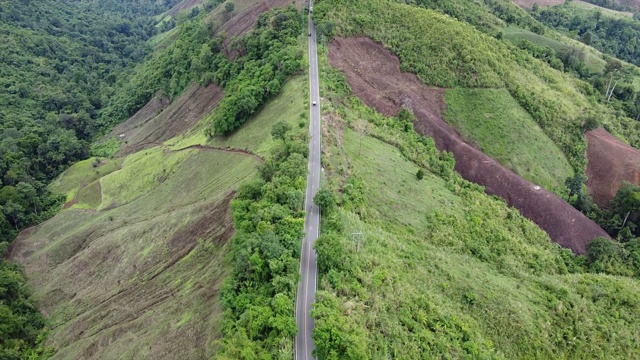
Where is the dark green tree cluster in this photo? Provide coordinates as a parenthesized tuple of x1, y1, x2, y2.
(98, 0, 227, 127)
(0, 0, 181, 356)
(533, 5, 640, 68)
(217, 123, 308, 357)
(0, 0, 183, 237)
(0, 259, 49, 359)
(208, 7, 303, 135)
(580, 183, 640, 277)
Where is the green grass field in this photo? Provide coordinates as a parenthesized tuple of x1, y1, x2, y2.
(444, 88, 573, 191)
(573, 0, 633, 18)
(49, 157, 123, 203)
(342, 129, 461, 230)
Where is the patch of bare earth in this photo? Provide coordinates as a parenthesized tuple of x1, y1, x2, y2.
(586, 128, 640, 209)
(220, 0, 293, 58)
(113, 83, 223, 156)
(8, 192, 235, 359)
(329, 37, 609, 253)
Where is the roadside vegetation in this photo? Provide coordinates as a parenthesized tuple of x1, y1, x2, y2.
(311, 0, 640, 357)
(311, 41, 640, 358)
(217, 120, 308, 358)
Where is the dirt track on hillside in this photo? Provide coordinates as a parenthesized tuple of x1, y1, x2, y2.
(329, 37, 608, 253)
(112, 83, 223, 156)
(586, 128, 640, 208)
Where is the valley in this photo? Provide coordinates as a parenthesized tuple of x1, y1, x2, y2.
(2, 0, 640, 358)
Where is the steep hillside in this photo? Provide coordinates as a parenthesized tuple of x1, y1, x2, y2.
(5, 1, 307, 357)
(325, 30, 606, 253)
(312, 0, 640, 358)
(9, 76, 307, 358)
(312, 63, 640, 357)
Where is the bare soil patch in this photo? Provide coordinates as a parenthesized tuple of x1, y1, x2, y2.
(586, 128, 640, 209)
(329, 37, 608, 253)
(221, 0, 293, 57)
(111, 91, 170, 136)
(114, 83, 223, 156)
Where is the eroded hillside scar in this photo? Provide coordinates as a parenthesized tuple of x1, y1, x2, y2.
(328, 36, 608, 253)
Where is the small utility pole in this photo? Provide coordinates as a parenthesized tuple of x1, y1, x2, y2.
(351, 231, 363, 252)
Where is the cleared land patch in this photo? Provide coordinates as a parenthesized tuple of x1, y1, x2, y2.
(50, 157, 123, 205)
(329, 36, 608, 253)
(9, 148, 259, 359)
(586, 128, 640, 208)
(112, 83, 223, 156)
(444, 88, 573, 191)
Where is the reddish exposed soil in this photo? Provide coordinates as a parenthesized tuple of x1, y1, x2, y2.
(167, 0, 202, 17)
(329, 37, 609, 253)
(586, 128, 640, 209)
(114, 83, 223, 156)
(513, 0, 564, 8)
(221, 0, 293, 53)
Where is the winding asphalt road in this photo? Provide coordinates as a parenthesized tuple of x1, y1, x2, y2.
(294, 5, 321, 360)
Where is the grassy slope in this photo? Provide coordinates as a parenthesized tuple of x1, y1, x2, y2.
(312, 0, 640, 357)
(317, 100, 640, 359)
(573, 0, 634, 17)
(12, 75, 305, 359)
(49, 157, 123, 203)
(444, 88, 573, 191)
(171, 76, 308, 156)
(315, 0, 640, 172)
(502, 26, 607, 73)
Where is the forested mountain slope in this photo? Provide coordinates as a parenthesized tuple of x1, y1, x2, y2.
(0, 1, 182, 357)
(3, 0, 306, 358)
(5, 0, 640, 358)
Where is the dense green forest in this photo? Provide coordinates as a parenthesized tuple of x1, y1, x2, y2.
(0, 0, 182, 238)
(0, 0, 181, 357)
